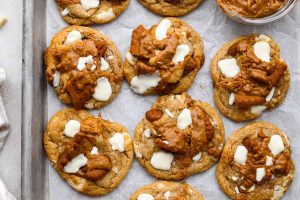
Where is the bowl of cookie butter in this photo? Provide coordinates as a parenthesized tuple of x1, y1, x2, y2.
(216, 0, 297, 24)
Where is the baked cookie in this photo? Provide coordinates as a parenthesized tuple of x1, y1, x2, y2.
(44, 108, 134, 196)
(133, 93, 224, 180)
(139, 0, 204, 17)
(211, 34, 290, 121)
(55, 0, 130, 25)
(45, 26, 123, 109)
(216, 121, 294, 200)
(124, 17, 205, 95)
(130, 181, 204, 200)
(217, 0, 288, 18)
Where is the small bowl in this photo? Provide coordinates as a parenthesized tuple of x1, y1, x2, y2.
(218, 0, 297, 25)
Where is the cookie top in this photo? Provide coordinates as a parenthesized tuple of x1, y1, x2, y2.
(45, 26, 123, 110)
(139, 0, 204, 17)
(124, 17, 205, 95)
(211, 34, 290, 121)
(217, 0, 288, 18)
(44, 108, 134, 196)
(130, 181, 204, 200)
(133, 93, 224, 180)
(55, 0, 130, 25)
(216, 121, 294, 200)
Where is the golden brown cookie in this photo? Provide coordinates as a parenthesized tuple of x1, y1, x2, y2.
(133, 93, 224, 180)
(216, 121, 294, 200)
(210, 34, 290, 121)
(139, 0, 204, 17)
(124, 17, 205, 95)
(44, 108, 134, 196)
(216, 0, 288, 18)
(55, 0, 130, 25)
(130, 181, 204, 200)
(45, 26, 123, 110)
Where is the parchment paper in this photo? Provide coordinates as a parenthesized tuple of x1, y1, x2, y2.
(46, 1, 300, 199)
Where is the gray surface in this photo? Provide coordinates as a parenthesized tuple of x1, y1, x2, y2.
(21, 0, 300, 200)
(0, 1, 23, 199)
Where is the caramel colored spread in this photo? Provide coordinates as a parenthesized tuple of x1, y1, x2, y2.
(232, 131, 292, 193)
(58, 117, 112, 181)
(145, 98, 219, 167)
(218, 36, 287, 109)
(46, 37, 108, 109)
(218, 0, 287, 18)
(130, 23, 197, 93)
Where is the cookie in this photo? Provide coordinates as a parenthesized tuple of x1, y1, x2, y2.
(55, 0, 130, 25)
(217, 0, 287, 18)
(139, 0, 204, 17)
(210, 34, 290, 121)
(130, 181, 204, 200)
(45, 26, 123, 109)
(124, 17, 205, 95)
(43, 108, 134, 196)
(216, 121, 294, 200)
(133, 93, 224, 180)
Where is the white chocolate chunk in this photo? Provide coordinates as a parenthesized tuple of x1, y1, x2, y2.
(272, 185, 285, 200)
(235, 187, 240, 194)
(164, 191, 171, 200)
(256, 167, 266, 182)
(61, 8, 70, 16)
(135, 146, 143, 158)
(126, 51, 137, 65)
(254, 41, 270, 62)
(268, 135, 284, 156)
(266, 156, 273, 166)
(256, 34, 271, 42)
(0, 17, 7, 28)
(91, 147, 98, 155)
(144, 129, 151, 138)
(164, 109, 174, 118)
(234, 145, 248, 165)
(112, 166, 119, 174)
(100, 57, 110, 71)
(108, 55, 114, 60)
(250, 105, 267, 115)
(232, 176, 238, 181)
(229, 93, 235, 105)
(109, 133, 125, 152)
(218, 58, 240, 78)
(77, 55, 94, 70)
(80, 0, 99, 10)
(64, 30, 82, 45)
(150, 151, 174, 170)
(96, 8, 115, 20)
(63, 154, 87, 173)
(172, 45, 190, 64)
(92, 77, 112, 101)
(91, 65, 96, 71)
(53, 71, 60, 87)
(64, 120, 81, 137)
(266, 87, 275, 102)
(138, 193, 154, 200)
(163, 141, 169, 144)
(155, 19, 172, 41)
(177, 109, 192, 129)
(192, 152, 202, 162)
(248, 185, 255, 192)
(240, 186, 246, 191)
(130, 73, 161, 94)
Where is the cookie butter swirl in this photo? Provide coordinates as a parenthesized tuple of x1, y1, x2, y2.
(58, 117, 112, 181)
(217, 0, 288, 18)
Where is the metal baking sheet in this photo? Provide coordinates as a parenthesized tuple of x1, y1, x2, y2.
(23, 0, 300, 199)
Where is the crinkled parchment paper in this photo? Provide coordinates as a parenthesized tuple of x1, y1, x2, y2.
(46, 1, 300, 199)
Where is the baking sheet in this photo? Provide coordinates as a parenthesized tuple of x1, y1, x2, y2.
(46, 0, 300, 199)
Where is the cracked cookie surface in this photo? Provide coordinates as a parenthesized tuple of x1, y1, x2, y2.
(43, 108, 133, 196)
(139, 0, 204, 16)
(45, 26, 123, 109)
(216, 121, 294, 200)
(130, 181, 204, 200)
(210, 34, 290, 121)
(133, 93, 224, 180)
